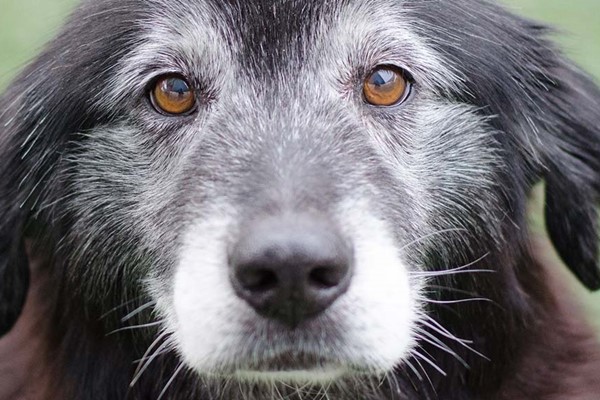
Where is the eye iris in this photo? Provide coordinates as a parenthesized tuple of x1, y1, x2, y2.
(364, 67, 408, 106)
(153, 76, 195, 115)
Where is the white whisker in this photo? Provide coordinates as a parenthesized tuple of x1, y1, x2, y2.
(157, 363, 185, 400)
(425, 297, 492, 305)
(412, 349, 447, 376)
(402, 359, 424, 381)
(130, 331, 170, 387)
(99, 298, 142, 320)
(107, 320, 164, 336)
(122, 301, 157, 322)
(133, 348, 172, 364)
(415, 330, 469, 368)
(421, 315, 490, 361)
(411, 354, 436, 390)
(411, 253, 492, 278)
(419, 315, 472, 344)
(400, 228, 468, 251)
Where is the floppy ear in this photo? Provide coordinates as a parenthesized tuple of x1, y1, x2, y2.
(0, 57, 64, 335)
(542, 65, 600, 291)
(0, 94, 31, 335)
(0, 226, 29, 336)
(0, 1, 145, 335)
(407, 2, 600, 289)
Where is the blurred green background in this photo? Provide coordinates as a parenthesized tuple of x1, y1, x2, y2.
(0, 1, 599, 331)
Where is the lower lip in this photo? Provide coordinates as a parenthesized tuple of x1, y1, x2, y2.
(233, 367, 348, 383)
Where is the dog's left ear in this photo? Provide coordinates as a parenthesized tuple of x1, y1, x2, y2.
(540, 64, 600, 291)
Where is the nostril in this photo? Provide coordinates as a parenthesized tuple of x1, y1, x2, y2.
(238, 267, 278, 292)
(309, 265, 344, 289)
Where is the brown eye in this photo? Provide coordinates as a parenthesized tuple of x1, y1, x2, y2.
(363, 66, 411, 107)
(151, 75, 196, 115)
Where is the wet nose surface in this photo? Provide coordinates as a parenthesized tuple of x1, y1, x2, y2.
(229, 215, 353, 327)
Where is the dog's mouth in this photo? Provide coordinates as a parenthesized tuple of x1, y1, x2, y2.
(243, 352, 337, 370)
(233, 366, 349, 383)
(231, 352, 351, 383)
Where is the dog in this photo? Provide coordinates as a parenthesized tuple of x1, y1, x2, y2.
(1, 0, 600, 399)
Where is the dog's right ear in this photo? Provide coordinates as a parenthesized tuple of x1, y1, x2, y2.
(0, 227, 29, 336)
(0, 91, 31, 336)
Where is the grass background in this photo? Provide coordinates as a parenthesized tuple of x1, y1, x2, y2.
(1, 1, 599, 331)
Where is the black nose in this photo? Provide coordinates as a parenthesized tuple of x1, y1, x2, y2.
(229, 215, 353, 327)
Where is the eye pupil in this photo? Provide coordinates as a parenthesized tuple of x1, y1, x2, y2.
(151, 75, 196, 115)
(166, 78, 189, 95)
(371, 70, 394, 86)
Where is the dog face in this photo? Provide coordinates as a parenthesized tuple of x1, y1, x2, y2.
(131, 0, 503, 378)
(1, 0, 599, 394)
